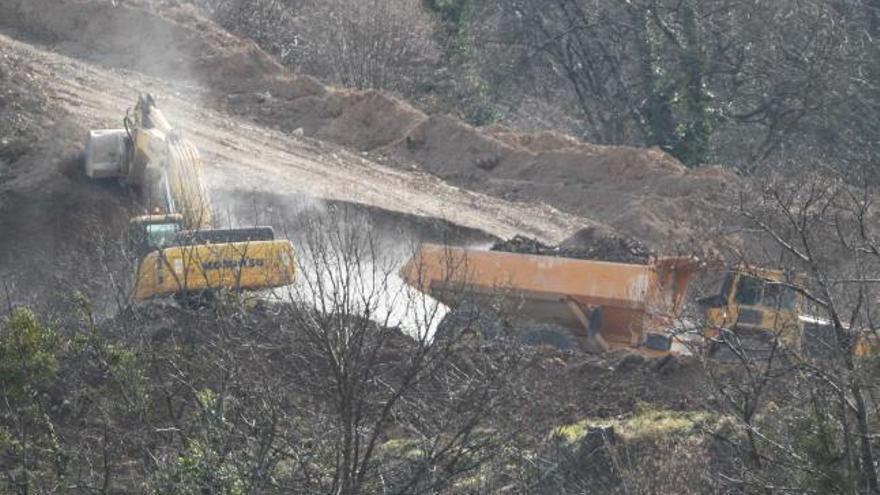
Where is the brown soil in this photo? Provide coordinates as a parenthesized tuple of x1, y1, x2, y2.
(390, 116, 739, 247)
(0, 0, 749, 306)
(0, 0, 321, 97)
(0, 46, 131, 303)
(0, 0, 740, 253)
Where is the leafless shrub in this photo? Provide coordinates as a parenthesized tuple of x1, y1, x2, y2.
(271, 208, 525, 493)
(688, 161, 880, 493)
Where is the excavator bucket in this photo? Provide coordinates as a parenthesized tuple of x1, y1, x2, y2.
(401, 244, 700, 354)
(85, 129, 128, 179)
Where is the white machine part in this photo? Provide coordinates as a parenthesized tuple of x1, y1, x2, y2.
(85, 129, 127, 179)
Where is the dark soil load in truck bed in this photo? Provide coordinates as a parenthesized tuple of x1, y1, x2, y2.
(491, 227, 653, 265)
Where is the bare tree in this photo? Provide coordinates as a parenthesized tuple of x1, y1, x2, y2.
(698, 161, 880, 493)
(202, 0, 439, 94)
(274, 208, 523, 494)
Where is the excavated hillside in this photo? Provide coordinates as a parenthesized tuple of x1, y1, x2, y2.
(0, 0, 740, 255)
(0, 0, 750, 307)
(0, 0, 588, 300)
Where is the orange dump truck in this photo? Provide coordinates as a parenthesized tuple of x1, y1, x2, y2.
(402, 244, 701, 355)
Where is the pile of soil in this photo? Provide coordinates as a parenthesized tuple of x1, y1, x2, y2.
(391, 115, 739, 246)
(232, 69, 740, 249)
(491, 227, 652, 265)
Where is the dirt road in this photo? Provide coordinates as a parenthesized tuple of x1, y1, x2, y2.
(0, 33, 587, 244)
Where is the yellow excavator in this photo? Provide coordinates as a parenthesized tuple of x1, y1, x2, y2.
(85, 94, 296, 301)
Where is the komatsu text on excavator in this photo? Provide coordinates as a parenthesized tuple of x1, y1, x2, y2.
(85, 94, 296, 301)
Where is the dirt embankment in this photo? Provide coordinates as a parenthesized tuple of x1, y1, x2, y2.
(0, 0, 750, 311)
(391, 116, 739, 248)
(0, 47, 131, 301)
(228, 61, 741, 252)
(0, 0, 740, 252)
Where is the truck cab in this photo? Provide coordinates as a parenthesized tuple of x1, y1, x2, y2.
(699, 266, 804, 355)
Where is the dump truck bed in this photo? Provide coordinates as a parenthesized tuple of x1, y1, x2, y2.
(402, 244, 699, 352)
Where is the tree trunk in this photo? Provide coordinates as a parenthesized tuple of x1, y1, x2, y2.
(852, 382, 879, 493)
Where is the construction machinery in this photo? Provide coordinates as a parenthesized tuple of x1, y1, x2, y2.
(402, 244, 701, 355)
(700, 268, 879, 358)
(85, 94, 296, 300)
(697, 265, 803, 357)
(401, 244, 821, 357)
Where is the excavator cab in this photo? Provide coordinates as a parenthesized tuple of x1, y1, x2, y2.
(127, 214, 184, 258)
(128, 214, 278, 256)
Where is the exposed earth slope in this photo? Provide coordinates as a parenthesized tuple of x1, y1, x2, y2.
(0, 0, 744, 304)
(0, 0, 737, 249)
